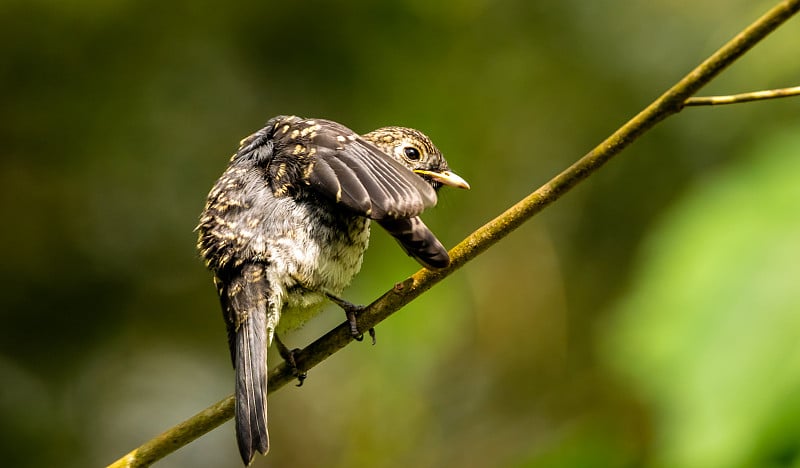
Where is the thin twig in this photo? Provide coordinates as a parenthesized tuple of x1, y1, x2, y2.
(107, 1, 800, 466)
(685, 85, 800, 106)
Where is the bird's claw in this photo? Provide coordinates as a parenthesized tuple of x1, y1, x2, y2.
(327, 294, 377, 345)
(274, 334, 307, 386)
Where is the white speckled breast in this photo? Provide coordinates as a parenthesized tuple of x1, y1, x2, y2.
(248, 194, 371, 337)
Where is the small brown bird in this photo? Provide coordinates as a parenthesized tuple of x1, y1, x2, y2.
(197, 115, 468, 465)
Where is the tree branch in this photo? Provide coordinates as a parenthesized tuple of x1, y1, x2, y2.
(685, 85, 800, 106)
(108, 1, 800, 466)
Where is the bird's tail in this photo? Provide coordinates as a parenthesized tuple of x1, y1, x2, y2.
(228, 266, 271, 465)
(235, 312, 269, 465)
(377, 216, 450, 269)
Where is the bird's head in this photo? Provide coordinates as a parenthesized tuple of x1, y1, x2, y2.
(362, 127, 470, 191)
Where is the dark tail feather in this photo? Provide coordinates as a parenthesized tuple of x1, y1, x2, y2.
(235, 310, 269, 465)
(378, 216, 450, 269)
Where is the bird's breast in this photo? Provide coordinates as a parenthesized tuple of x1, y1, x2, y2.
(262, 198, 371, 332)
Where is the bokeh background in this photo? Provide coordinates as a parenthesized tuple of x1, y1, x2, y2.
(2, 1, 799, 467)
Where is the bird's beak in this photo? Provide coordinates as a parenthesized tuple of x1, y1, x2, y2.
(414, 169, 471, 190)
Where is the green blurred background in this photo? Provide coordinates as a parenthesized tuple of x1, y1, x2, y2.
(2, 1, 799, 467)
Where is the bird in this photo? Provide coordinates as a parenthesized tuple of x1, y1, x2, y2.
(196, 115, 469, 465)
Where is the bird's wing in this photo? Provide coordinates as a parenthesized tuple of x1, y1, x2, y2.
(215, 264, 273, 464)
(268, 117, 438, 219)
(377, 216, 450, 269)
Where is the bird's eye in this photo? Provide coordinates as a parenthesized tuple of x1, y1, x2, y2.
(403, 147, 421, 161)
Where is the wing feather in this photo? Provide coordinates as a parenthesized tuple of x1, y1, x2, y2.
(265, 116, 438, 219)
(308, 137, 436, 219)
(322, 155, 373, 213)
(377, 216, 450, 269)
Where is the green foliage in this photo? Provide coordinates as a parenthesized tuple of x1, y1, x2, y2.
(607, 129, 800, 468)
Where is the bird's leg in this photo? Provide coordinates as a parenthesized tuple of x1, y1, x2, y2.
(325, 293, 376, 345)
(274, 334, 307, 387)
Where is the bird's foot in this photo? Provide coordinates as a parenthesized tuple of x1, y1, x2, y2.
(326, 294, 377, 345)
(274, 334, 307, 387)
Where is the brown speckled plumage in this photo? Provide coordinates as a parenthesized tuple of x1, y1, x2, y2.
(196, 115, 468, 465)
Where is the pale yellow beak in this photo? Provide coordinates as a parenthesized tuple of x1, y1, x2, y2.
(414, 169, 471, 190)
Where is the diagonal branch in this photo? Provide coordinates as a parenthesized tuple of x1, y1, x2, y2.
(685, 85, 800, 106)
(108, 1, 800, 466)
